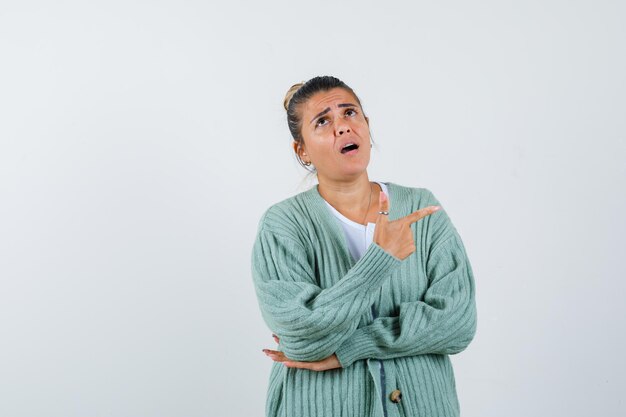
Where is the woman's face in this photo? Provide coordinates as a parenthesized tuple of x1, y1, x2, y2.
(295, 88, 371, 182)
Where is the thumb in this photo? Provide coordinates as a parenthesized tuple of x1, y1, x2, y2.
(377, 191, 390, 223)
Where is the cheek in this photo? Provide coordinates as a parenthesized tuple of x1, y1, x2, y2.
(308, 131, 333, 148)
(352, 125, 369, 139)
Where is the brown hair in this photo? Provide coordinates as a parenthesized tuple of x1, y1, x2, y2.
(283, 76, 366, 172)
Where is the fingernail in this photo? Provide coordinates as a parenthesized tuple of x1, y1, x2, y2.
(433, 206, 441, 211)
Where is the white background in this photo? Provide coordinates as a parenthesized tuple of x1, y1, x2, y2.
(1, 1, 625, 416)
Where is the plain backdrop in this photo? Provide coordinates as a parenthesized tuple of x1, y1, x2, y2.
(1, 1, 625, 416)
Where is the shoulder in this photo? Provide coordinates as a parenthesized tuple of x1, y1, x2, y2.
(384, 182, 440, 208)
(255, 186, 317, 240)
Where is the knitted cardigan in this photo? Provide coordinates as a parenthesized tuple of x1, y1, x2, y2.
(251, 182, 477, 417)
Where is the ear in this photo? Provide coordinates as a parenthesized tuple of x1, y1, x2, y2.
(293, 140, 306, 158)
(365, 115, 370, 126)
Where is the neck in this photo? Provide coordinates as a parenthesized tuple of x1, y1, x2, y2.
(317, 172, 374, 216)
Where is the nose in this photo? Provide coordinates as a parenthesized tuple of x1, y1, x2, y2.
(336, 123, 351, 136)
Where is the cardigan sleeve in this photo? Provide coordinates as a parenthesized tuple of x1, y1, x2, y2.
(251, 224, 402, 362)
(334, 193, 477, 367)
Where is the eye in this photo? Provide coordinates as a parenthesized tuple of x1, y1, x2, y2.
(345, 108, 357, 117)
(315, 118, 329, 128)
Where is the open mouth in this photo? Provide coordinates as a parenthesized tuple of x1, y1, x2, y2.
(341, 143, 359, 154)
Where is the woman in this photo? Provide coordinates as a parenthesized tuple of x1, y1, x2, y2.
(251, 76, 477, 417)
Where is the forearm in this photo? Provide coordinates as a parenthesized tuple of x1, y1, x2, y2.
(335, 233, 477, 367)
(335, 299, 476, 366)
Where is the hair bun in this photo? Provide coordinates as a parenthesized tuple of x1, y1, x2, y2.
(283, 82, 304, 111)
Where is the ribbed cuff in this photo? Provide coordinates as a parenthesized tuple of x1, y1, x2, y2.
(335, 326, 375, 368)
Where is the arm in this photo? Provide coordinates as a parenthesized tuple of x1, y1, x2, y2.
(251, 222, 402, 362)
(334, 192, 477, 367)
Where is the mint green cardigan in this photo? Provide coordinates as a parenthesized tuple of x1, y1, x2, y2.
(251, 182, 477, 417)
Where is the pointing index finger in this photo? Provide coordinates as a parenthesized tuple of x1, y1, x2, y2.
(404, 205, 441, 225)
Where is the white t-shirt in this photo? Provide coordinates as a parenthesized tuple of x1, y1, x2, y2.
(323, 181, 389, 262)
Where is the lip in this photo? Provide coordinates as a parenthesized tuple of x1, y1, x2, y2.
(337, 139, 360, 154)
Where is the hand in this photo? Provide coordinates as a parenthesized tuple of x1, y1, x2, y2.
(262, 334, 342, 372)
(374, 191, 440, 260)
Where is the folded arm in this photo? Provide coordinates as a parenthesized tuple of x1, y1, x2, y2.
(252, 224, 402, 362)
(334, 230, 477, 367)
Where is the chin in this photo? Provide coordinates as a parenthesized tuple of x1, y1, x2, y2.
(342, 166, 370, 178)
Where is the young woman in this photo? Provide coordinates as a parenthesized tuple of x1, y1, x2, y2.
(251, 76, 477, 417)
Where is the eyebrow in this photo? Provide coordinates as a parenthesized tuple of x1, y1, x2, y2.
(310, 103, 358, 124)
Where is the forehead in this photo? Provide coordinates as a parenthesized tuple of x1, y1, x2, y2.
(302, 88, 359, 114)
